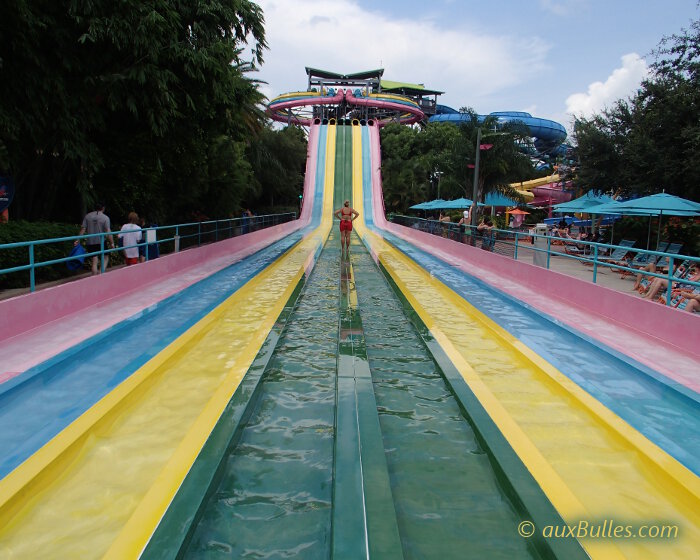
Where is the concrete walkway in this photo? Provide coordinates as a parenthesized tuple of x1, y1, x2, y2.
(514, 244, 642, 296)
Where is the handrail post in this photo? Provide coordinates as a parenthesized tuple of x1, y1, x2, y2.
(514, 232, 519, 260)
(546, 236, 552, 269)
(29, 244, 35, 292)
(592, 245, 599, 283)
(100, 236, 106, 274)
(665, 256, 674, 305)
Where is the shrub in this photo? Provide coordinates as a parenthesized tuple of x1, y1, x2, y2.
(0, 221, 83, 290)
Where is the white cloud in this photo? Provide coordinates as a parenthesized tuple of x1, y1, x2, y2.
(255, 0, 551, 109)
(565, 53, 649, 118)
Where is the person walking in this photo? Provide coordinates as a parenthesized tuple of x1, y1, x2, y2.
(334, 200, 359, 257)
(76, 202, 114, 275)
(118, 212, 143, 266)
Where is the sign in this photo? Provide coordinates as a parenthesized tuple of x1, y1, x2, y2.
(0, 176, 15, 213)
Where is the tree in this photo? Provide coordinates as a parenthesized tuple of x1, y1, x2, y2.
(0, 0, 268, 223)
(379, 114, 536, 214)
(246, 125, 308, 210)
(452, 111, 533, 204)
(572, 14, 700, 201)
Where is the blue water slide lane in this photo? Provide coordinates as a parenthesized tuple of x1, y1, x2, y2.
(360, 134, 700, 476)
(361, 127, 373, 228)
(0, 125, 329, 480)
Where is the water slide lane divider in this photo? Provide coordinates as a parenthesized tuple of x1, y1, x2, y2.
(356, 127, 700, 559)
(0, 126, 334, 557)
(331, 125, 403, 559)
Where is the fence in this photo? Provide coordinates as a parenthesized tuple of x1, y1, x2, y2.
(0, 213, 296, 293)
(390, 214, 700, 308)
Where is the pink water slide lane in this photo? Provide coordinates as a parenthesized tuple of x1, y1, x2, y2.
(367, 126, 699, 393)
(0, 125, 322, 383)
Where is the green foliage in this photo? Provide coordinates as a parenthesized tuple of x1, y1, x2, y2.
(572, 15, 700, 202)
(379, 117, 536, 214)
(0, 221, 83, 289)
(609, 216, 699, 256)
(246, 125, 308, 210)
(0, 0, 267, 224)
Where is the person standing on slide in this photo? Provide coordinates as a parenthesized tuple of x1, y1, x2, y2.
(334, 199, 359, 257)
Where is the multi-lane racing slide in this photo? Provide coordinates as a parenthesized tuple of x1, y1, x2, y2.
(0, 116, 698, 558)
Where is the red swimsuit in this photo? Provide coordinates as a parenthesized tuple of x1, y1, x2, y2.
(339, 208, 353, 231)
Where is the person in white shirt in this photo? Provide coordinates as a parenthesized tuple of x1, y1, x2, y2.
(118, 212, 142, 266)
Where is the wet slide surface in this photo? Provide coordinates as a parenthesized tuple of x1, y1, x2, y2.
(2, 123, 698, 559)
(374, 228, 700, 475)
(351, 237, 536, 559)
(153, 231, 553, 559)
(0, 232, 308, 479)
(181, 237, 341, 558)
(0, 225, 331, 558)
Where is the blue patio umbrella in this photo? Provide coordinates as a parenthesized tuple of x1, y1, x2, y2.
(484, 192, 519, 207)
(421, 199, 447, 210)
(440, 197, 473, 209)
(553, 191, 616, 213)
(616, 192, 700, 213)
(409, 201, 434, 210)
(589, 193, 700, 248)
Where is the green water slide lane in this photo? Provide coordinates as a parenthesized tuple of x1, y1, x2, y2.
(333, 125, 352, 207)
(332, 231, 403, 560)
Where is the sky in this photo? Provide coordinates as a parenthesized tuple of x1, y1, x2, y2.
(251, 0, 698, 135)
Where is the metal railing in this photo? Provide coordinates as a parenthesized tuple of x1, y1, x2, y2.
(0, 213, 296, 293)
(391, 214, 700, 308)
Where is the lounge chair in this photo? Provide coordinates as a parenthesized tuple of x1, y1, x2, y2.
(653, 242, 683, 271)
(675, 286, 700, 311)
(562, 236, 587, 257)
(597, 239, 636, 268)
(638, 260, 690, 295)
(620, 241, 670, 278)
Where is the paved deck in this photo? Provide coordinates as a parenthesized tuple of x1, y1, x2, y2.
(514, 245, 641, 296)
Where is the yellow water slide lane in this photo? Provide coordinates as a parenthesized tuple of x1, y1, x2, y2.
(0, 127, 337, 559)
(351, 131, 699, 559)
(511, 173, 560, 190)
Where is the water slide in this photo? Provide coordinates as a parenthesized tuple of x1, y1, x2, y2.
(0, 122, 698, 559)
(429, 107, 567, 154)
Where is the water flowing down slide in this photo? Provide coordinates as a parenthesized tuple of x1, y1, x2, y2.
(0, 122, 698, 560)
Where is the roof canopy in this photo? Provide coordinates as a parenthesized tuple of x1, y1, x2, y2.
(381, 79, 444, 96)
(305, 67, 384, 80)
